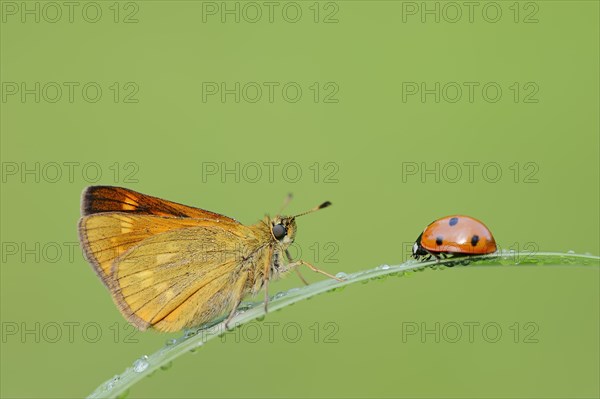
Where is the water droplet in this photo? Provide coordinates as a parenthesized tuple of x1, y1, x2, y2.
(105, 375, 120, 390)
(184, 330, 197, 339)
(165, 338, 177, 346)
(335, 272, 348, 279)
(133, 355, 149, 373)
(378, 264, 391, 270)
(567, 250, 575, 254)
(256, 315, 265, 322)
(189, 340, 204, 354)
(274, 291, 286, 300)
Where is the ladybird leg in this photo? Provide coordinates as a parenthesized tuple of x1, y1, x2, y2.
(423, 249, 441, 262)
(422, 251, 435, 262)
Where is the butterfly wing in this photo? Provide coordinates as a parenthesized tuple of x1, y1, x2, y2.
(78, 186, 270, 332)
(81, 185, 239, 222)
(108, 225, 266, 332)
(78, 186, 241, 285)
(79, 213, 240, 286)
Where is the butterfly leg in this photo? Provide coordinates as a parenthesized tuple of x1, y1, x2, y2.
(263, 246, 275, 313)
(285, 259, 345, 282)
(224, 272, 249, 330)
(294, 269, 310, 285)
(285, 249, 309, 285)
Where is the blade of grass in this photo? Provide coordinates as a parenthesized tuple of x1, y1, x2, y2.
(88, 251, 599, 398)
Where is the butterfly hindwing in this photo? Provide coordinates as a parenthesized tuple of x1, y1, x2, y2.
(108, 225, 264, 332)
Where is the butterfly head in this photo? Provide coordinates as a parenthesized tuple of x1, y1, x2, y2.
(269, 200, 332, 245)
(270, 216, 297, 245)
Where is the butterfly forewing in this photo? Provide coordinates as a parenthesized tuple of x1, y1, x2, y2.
(81, 186, 239, 222)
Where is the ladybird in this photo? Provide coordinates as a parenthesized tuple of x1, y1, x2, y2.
(412, 215, 497, 261)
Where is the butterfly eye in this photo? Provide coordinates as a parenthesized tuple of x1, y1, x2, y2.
(272, 224, 287, 240)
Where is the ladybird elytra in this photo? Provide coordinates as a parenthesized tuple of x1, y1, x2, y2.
(412, 215, 497, 260)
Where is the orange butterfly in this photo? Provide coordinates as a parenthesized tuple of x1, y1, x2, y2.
(78, 186, 339, 332)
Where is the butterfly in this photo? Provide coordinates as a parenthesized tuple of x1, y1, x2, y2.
(78, 186, 340, 332)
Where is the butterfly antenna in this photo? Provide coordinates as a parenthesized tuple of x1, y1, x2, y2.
(276, 193, 293, 217)
(294, 201, 332, 218)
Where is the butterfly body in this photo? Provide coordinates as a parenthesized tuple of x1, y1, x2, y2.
(78, 186, 333, 332)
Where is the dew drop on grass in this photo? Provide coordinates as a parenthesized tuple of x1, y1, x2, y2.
(567, 250, 575, 254)
(184, 330, 197, 339)
(274, 291, 286, 300)
(106, 375, 120, 390)
(146, 369, 158, 378)
(335, 272, 348, 279)
(377, 264, 391, 270)
(133, 355, 149, 373)
(189, 341, 204, 354)
(165, 338, 177, 346)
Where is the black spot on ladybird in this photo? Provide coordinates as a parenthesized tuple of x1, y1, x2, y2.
(471, 235, 480, 246)
(436, 236, 443, 245)
(449, 217, 458, 226)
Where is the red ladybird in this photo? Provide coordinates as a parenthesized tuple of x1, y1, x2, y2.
(412, 215, 497, 260)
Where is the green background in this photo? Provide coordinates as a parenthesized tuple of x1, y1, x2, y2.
(1, 1, 599, 398)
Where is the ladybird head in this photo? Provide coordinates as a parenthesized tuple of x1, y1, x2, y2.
(412, 233, 429, 259)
